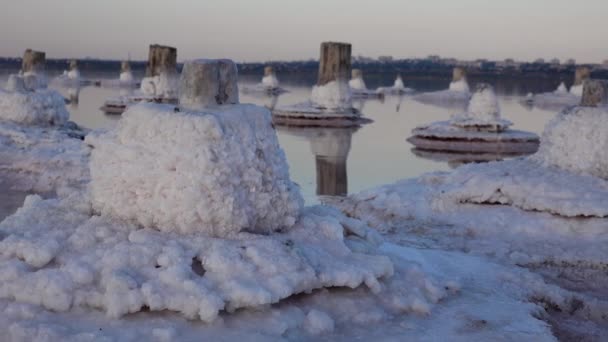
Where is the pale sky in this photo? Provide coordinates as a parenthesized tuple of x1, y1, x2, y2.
(0, 0, 606, 63)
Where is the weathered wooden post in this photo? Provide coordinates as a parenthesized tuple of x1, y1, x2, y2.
(179, 59, 239, 110)
(351, 69, 362, 80)
(452, 67, 466, 82)
(574, 66, 591, 86)
(317, 42, 351, 86)
(121, 60, 131, 73)
(145, 44, 177, 77)
(21, 49, 46, 90)
(311, 42, 352, 110)
(69, 59, 78, 71)
(22, 49, 45, 74)
(264, 66, 274, 77)
(580, 80, 608, 107)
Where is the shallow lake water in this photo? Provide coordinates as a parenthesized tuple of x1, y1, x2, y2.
(1, 71, 557, 207)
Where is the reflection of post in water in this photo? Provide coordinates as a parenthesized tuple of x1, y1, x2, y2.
(308, 128, 355, 197)
(67, 87, 80, 107)
(315, 155, 347, 196)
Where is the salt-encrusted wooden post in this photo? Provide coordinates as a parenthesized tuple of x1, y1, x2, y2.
(145, 44, 177, 77)
(21, 49, 45, 74)
(317, 42, 351, 86)
(452, 67, 466, 82)
(351, 69, 362, 80)
(574, 66, 591, 86)
(179, 59, 239, 110)
(69, 59, 78, 71)
(264, 66, 274, 77)
(121, 60, 131, 73)
(580, 80, 608, 107)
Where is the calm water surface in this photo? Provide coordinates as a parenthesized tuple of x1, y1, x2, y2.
(1, 71, 557, 208)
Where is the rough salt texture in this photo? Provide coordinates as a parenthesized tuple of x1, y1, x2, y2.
(0, 121, 90, 193)
(0, 79, 69, 126)
(348, 77, 367, 91)
(0, 193, 392, 323)
(86, 103, 303, 237)
(449, 84, 512, 130)
(533, 106, 608, 179)
(140, 73, 178, 98)
(311, 80, 352, 110)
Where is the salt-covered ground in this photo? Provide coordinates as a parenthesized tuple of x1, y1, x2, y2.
(2, 73, 606, 341)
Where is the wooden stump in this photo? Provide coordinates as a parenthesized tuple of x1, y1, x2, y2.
(580, 80, 608, 107)
(351, 69, 362, 79)
(121, 61, 131, 73)
(179, 59, 239, 110)
(146, 44, 177, 77)
(21, 49, 45, 74)
(452, 67, 466, 82)
(264, 66, 274, 76)
(69, 59, 78, 71)
(317, 42, 351, 86)
(574, 66, 591, 86)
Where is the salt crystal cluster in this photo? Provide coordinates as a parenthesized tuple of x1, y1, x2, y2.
(448, 84, 511, 130)
(311, 80, 352, 110)
(87, 102, 303, 237)
(348, 69, 367, 91)
(262, 72, 279, 89)
(140, 72, 179, 98)
(534, 105, 608, 179)
(0, 75, 69, 126)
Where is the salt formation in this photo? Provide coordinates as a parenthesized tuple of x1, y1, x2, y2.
(348, 69, 384, 99)
(90, 60, 299, 236)
(0, 72, 89, 193)
(528, 66, 591, 110)
(242, 66, 287, 96)
(408, 83, 539, 154)
(20, 49, 47, 90)
(0, 75, 69, 126)
(413, 67, 470, 108)
(101, 45, 179, 114)
(0, 59, 395, 328)
(377, 74, 415, 95)
(273, 42, 370, 127)
(119, 60, 135, 84)
(53, 60, 91, 87)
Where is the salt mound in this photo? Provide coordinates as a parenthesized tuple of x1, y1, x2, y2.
(0, 193, 392, 322)
(394, 75, 405, 89)
(555, 82, 568, 94)
(311, 80, 352, 110)
(348, 77, 367, 91)
(533, 106, 608, 179)
(448, 79, 470, 93)
(450, 83, 506, 128)
(119, 71, 134, 83)
(140, 72, 178, 98)
(261, 73, 279, 88)
(86, 103, 303, 237)
(0, 75, 69, 126)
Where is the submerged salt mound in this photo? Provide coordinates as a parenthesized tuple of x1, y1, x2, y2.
(87, 103, 303, 237)
(0, 193, 392, 322)
(534, 106, 608, 179)
(0, 76, 69, 126)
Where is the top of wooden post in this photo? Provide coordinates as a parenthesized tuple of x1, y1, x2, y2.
(580, 79, 608, 107)
(146, 44, 177, 77)
(179, 59, 239, 110)
(121, 61, 131, 73)
(264, 66, 274, 76)
(574, 66, 591, 86)
(452, 67, 466, 82)
(69, 59, 78, 71)
(317, 42, 352, 86)
(351, 69, 362, 79)
(21, 49, 46, 74)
